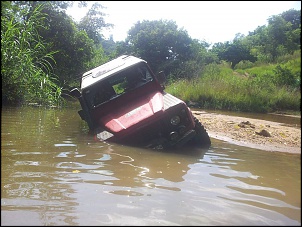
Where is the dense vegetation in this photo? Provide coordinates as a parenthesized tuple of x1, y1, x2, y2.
(1, 1, 301, 113)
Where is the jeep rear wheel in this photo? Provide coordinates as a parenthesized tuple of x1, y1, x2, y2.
(189, 117, 211, 148)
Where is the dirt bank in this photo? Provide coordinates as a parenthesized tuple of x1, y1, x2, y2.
(193, 111, 301, 154)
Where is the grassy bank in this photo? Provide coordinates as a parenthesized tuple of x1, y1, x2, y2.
(166, 51, 301, 113)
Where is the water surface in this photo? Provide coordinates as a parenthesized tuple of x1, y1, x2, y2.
(1, 106, 300, 225)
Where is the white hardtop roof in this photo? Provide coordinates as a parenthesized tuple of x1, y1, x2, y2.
(81, 55, 146, 90)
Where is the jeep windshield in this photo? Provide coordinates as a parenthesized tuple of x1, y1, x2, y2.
(83, 63, 154, 109)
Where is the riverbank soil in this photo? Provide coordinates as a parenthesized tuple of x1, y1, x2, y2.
(193, 111, 301, 154)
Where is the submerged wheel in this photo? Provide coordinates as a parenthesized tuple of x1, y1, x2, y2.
(189, 117, 211, 148)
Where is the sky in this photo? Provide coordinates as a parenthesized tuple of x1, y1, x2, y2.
(66, 1, 301, 44)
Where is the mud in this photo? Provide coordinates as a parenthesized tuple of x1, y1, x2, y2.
(193, 111, 301, 154)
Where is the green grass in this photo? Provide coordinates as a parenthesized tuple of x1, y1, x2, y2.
(166, 51, 301, 113)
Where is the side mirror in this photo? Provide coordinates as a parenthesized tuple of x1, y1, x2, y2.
(70, 88, 81, 98)
(157, 71, 166, 84)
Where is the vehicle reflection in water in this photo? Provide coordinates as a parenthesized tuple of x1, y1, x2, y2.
(1, 106, 300, 226)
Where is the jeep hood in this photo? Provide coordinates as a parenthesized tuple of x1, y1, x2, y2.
(100, 91, 164, 133)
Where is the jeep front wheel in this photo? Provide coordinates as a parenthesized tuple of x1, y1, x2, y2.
(189, 117, 211, 148)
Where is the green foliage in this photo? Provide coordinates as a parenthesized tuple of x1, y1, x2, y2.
(166, 52, 300, 113)
(235, 51, 300, 90)
(2, 1, 114, 106)
(85, 44, 109, 69)
(124, 19, 194, 76)
(1, 2, 301, 112)
(1, 2, 62, 106)
(246, 9, 300, 64)
(282, 50, 301, 75)
(234, 60, 255, 70)
(13, 1, 110, 93)
(275, 49, 301, 63)
(170, 39, 219, 80)
(100, 35, 117, 56)
(77, 2, 113, 43)
(273, 65, 299, 89)
(210, 38, 257, 69)
(36, 4, 95, 87)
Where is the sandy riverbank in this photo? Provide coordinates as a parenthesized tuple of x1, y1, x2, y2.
(193, 111, 301, 154)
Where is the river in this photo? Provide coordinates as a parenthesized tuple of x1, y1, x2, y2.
(1, 106, 300, 225)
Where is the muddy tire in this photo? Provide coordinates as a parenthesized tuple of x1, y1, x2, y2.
(188, 117, 211, 148)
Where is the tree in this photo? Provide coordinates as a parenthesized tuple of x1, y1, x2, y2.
(171, 39, 218, 80)
(77, 2, 113, 44)
(280, 9, 301, 53)
(245, 10, 301, 62)
(211, 38, 256, 69)
(281, 9, 301, 30)
(35, 2, 95, 87)
(100, 35, 117, 56)
(124, 20, 193, 76)
(12, 1, 111, 89)
(267, 15, 292, 60)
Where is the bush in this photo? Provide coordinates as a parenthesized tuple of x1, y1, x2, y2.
(273, 65, 299, 89)
(1, 3, 62, 106)
(166, 53, 300, 113)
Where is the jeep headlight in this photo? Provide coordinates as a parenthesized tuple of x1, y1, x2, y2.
(170, 115, 180, 126)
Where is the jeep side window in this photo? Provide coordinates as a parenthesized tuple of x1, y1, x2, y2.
(137, 65, 153, 82)
(125, 72, 140, 91)
(124, 66, 153, 91)
(93, 81, 116, 107)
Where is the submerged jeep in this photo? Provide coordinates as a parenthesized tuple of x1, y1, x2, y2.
(70, 55, 211, 149)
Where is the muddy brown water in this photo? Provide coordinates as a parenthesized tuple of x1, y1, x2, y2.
(1, 106, 301, 226)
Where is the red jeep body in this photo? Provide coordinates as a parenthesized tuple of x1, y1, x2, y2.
(71, 55, 211, 149)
